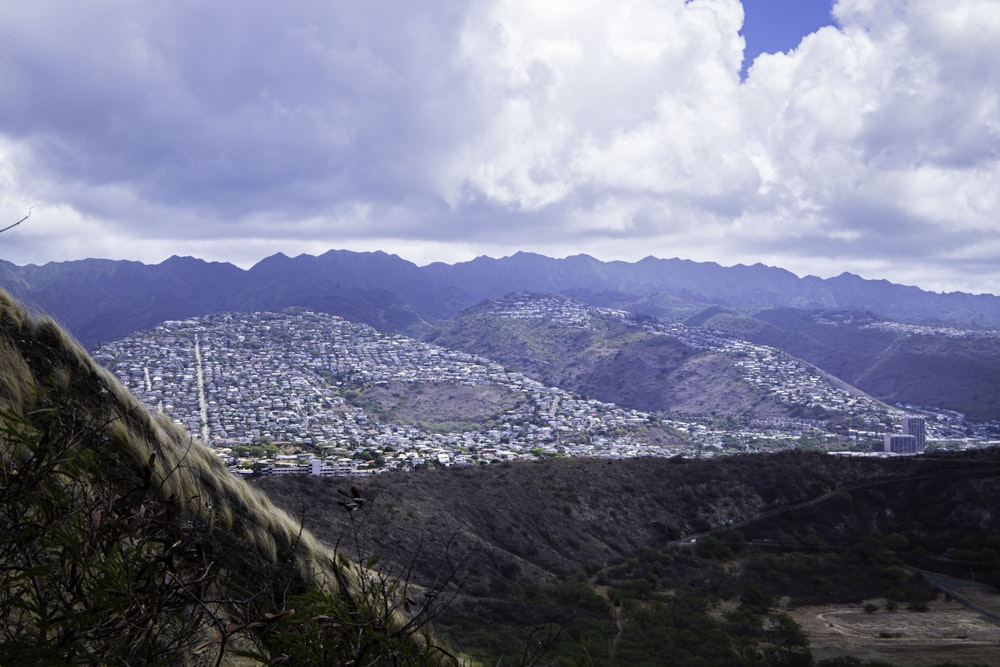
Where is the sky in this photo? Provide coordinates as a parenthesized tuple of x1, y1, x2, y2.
(0, 0, 998, 296)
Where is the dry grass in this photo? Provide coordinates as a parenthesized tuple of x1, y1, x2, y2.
(790, 591, 1000, 665)
(0, 290, 334, 585)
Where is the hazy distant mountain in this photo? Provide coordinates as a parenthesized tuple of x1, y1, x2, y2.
(0, 253, 432, 347)
(424, 252, 1000, 327)
(2, 250, 999, 351)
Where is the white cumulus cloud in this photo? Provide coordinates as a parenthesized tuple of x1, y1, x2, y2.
(0, 0, 997, 294)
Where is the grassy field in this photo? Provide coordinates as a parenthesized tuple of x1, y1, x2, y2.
(792, 585, 1000, 665)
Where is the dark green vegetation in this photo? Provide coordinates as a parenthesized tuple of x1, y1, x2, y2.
(257, 449, 1000, 666)
(0, 290, 457, 665)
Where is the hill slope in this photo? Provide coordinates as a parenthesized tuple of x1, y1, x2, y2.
(257, 449, 1000, 665)
(0, 290, 454, 665)
(425, 293, 1000, 424)
(258, 450, 1000, 591)
(423, 295, 784, 418)
(698, 308, 1000, 422)
(423, 293, 892, 428)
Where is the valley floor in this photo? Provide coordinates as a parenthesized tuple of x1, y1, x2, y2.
(792, 581, 1000, 665)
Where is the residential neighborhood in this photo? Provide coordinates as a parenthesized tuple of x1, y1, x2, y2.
(95, 308, 684, 474)
(93, 297, 983, 477)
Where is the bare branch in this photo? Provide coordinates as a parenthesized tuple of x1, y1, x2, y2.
(0, 208, 32, 234)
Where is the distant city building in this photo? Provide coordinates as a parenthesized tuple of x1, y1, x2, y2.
(884, 433, 918, 454)
(881, 415, 927, 455)
(901, 416, 926, 453)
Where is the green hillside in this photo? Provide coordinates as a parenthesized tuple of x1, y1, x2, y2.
(423, 295, 794, 419)
(258, 450, 1000, 666)
(425, 294, 1000, 431)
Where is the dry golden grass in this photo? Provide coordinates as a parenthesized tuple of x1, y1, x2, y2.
(0, 290, 334, 586)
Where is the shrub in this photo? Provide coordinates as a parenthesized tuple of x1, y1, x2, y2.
(0, 405, 216, 664)
(695, 535, 733, 561)
(885, 532, 909, 552)
(0, 380, 458, 665)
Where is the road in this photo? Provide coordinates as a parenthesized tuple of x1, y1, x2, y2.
(193, 335, 210, 443)
(914, 568, 1000, 622)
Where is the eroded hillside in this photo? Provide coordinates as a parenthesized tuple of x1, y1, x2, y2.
(703, 308, 1000, 423)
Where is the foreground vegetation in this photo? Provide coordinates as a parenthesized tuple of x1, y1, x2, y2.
(436, 532, 950, 665)
(0, 290, 457, 664)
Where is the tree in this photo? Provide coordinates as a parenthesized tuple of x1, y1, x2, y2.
(763, 612, 812, 666)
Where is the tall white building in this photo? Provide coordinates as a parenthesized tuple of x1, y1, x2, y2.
(901, 416, 926, 453)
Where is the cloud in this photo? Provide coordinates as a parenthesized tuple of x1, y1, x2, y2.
(0, 0, 998, 295)
(728, 0, 1000, 290)
(444, 0, 748, 209)
(0, 1, 471, 224)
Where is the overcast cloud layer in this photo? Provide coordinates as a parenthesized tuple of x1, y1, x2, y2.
(0, 0, 998, 294)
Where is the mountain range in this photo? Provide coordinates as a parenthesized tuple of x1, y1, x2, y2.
(3, 250, 1000, 352)
(3, 250, 999, 424)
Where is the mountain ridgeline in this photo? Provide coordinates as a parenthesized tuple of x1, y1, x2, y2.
(5, 250, 1000, 424)
(4, 250, 1000, 350)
